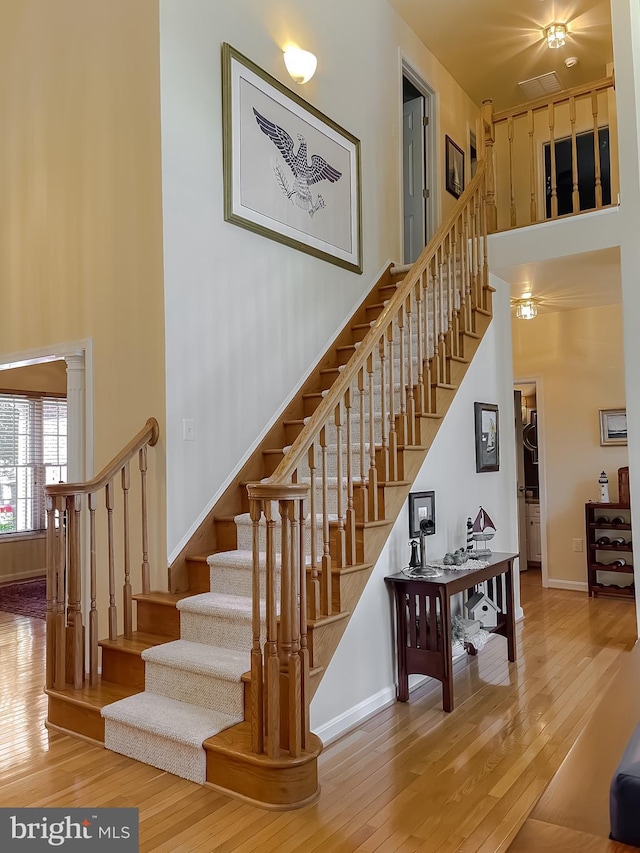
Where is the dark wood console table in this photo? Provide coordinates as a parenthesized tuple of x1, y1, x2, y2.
(385, 552, 518, 712)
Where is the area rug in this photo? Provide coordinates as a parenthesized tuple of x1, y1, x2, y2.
(0, 577, 46, 620)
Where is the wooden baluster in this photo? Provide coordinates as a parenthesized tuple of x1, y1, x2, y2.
(528, 109, 537, 224)
(320, 426, 332, 614)
(592, 90, 603, 208)
(444, 232, 454, 377)
(357, 369, 369, 524)
(385, 327, 398, 483)
(570, 97, 580, 214)
(367, 354, 379, 518)
(278, 499, 293, 751)
(139, 445, 150, 594)
(88, 492, 99, 686)
(121, 463, 132, 640)
(450, 225, 460, 360)
(297, 494, 310, 749)
(286, 498, 302, 758)
(334, 403, 347, 569)
(481, 188, 489, 305)
(432, 251, 441, 385)
(415, 276, 425, 415)
(470, 206, 479, 311)
(437, 247, 447, 387)
(405, 293, 416, 446)
(55, 497, 66, 690)
(307, 443, 320, 620)
(397, 305, 408, 447)
(508, 116, 516, 227)
(344, 388, 357, 566)
(377, 336, 389, 482)
(264, 499, 280, 758)
(481, 99, 497, 232)
(45, 496, 56, 689)
(68, 494, 83, 688)
(548, 102, 558, 219)
(249, 495, 264, 753)
(106, 481, 117, 641)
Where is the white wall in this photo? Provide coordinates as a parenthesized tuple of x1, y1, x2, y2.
(611, 0, 640, 632)
(159, 0, 480, 558)
(311, 281, 519, 738)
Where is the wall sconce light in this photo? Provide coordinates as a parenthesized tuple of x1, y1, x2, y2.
(283, 47, 317, 84)
(545, 23, 567, 49)
(515, 298, 539, 320)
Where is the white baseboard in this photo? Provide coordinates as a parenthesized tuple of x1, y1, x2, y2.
(515, 606, 524, 621)
(313, 649, 471, 746)
(546, 578, 588, 593)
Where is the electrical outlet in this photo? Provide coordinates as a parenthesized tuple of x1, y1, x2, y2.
(182, 419, 195, 441)
(572, 538, 583, 552)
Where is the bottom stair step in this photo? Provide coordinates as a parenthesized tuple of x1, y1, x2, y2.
(101, 692, 242, 784)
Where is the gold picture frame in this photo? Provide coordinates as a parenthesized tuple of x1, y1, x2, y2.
(222, 43, 362, 273)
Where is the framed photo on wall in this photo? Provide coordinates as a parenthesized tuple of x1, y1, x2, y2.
(222, 43, 362, 273)
(445, 135, 465, 199)
(474, 402, 499, 472)
(599, 408, 627, 446)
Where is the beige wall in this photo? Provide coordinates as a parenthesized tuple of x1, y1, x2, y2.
(512, 303, 628, 587)
(0, 1, 166, 585)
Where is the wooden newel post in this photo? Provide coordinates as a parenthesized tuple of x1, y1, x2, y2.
(247, 482, 309, 758)
(481, 99, 498, 233)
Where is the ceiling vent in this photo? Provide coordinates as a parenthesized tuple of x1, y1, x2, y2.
(518, 71, 563, 100)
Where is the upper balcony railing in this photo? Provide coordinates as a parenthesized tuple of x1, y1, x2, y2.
(482, 76, 617, 233)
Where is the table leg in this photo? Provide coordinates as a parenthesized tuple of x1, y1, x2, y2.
(440, 589, 454, 712)
(395, 588, 409, 701)
(505, 560, 516, 662)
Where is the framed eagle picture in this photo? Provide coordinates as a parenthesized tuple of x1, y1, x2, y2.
(222, 43, 362, 273)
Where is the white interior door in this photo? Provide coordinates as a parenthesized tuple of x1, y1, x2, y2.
(403, 96, 426, 265)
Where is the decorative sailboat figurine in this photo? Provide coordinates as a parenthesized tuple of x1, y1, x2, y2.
(472, 506, 496, 557)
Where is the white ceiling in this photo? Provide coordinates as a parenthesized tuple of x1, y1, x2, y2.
(387, 0, 613, 111)
(494, 246, 621, 315)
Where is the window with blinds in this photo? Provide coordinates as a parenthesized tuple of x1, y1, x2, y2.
(0, 393, 67, 534)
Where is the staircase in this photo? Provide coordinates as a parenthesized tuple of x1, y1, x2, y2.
(44, 165, 494, 808)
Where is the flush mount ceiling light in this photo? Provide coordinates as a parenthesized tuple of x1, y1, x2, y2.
(545, 23, 567, 49)
(283, 47, 317, 84)
(514, 298, 539, 320)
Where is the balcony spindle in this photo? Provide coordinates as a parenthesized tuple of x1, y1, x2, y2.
(528, 109, 537, 223)
(592, 90, 603, 208)
(121, 463, 132, 639)
(548, 102, 558, 218)
(570, 97, 579, 213)
(106, 481, 117, 641)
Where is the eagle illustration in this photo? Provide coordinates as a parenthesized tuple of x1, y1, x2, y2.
(253, 107, 342, 217)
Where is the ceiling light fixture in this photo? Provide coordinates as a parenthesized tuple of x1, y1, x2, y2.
(545, 23, 567, 49)
(283, 47, 317, 84)
(515, 298, 539, 320)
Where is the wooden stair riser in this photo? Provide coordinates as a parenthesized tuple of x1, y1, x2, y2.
(186, 556, 211, 594)
(100, 647, 145, 689)
(47, 693, 105, 743)
(135, 600, 181, 639)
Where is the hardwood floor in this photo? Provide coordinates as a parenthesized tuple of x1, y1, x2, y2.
(0, 580, 637, 852)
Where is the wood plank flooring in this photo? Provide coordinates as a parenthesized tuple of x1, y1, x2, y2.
(0, 577, 637, 852)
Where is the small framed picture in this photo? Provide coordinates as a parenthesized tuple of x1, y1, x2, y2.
(445, 135, 465, 199)
(474, 402, 499, 473)
(599, 408, 627, 446)
(408, 491, 436, 538)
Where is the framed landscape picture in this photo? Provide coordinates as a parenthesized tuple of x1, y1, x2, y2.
(475, 402, 499, 472)
(599, 408, 627, 446)
(222, 43, 362, 273)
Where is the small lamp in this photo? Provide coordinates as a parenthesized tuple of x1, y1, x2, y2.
(515, 298, 538, 320)
(283, 48, 317, 84)
(545, 23, 567, 49)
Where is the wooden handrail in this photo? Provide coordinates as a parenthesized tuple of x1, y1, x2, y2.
(247, 162, 489, 761)
(45, 417, 159, 496)
(493, 76, 614, 123)
(269, 165, 487, 485)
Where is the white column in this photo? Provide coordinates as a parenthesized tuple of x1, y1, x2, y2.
(610, 0, 640, 634)
(65, 353, 85, 483)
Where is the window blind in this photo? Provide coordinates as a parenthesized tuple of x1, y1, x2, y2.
(0, 393, 67, 534)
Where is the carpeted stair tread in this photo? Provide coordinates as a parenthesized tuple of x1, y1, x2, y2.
(101, 691, 240, 746)
(177, 591, 255, 618)
(142, 639, 248, 681)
